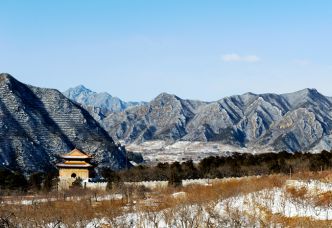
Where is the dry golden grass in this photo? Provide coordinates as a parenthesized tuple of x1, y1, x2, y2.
(285, 186, 308, 199)
(292, 170, 332, 182)
(314, 191, 332, 207)
(181, 174, 287, 204)
(0, 198, 127, 227)
(1, 172, 332, 227)
(259, 205, 332, 228)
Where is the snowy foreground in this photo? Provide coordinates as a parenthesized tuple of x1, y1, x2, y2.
(83, 179, 332, 227)
(3, 176, 332, 227)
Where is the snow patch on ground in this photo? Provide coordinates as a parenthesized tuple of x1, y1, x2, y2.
(126, 140, 270, 164)
(1, 194, 123, 205)
(84, 179, 332, 227)
(171, 192, 186, 199)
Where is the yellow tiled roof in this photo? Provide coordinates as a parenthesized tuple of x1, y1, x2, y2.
(60, 148, 92, 159)
(64, 161, 90, 165)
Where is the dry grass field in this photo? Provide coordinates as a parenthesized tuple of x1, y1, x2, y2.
(2, 172, 332, 227)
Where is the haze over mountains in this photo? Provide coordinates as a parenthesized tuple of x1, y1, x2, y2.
(63, 85, 145, 122)
(0, 73, 128, 174)
(65, 85, 332, 153)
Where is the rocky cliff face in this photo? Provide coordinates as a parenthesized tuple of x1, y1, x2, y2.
(63, 85, 144, 122)
(99, 89, 332, 152)
(103, 93, 207, 143)
(0, 73, 128, 174)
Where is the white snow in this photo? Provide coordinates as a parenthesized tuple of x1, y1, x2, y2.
(171, 192, 186, 199)
(1, 193, 123, 205)
(126, 140, 267, 164)
(85, 179, 332, 227)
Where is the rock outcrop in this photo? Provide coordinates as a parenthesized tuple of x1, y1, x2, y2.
(0, 73, 128, 174)
(63, 85, 144, 122)
(101, 89, 332, 152)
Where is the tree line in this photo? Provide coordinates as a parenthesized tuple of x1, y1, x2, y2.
(0, 169, 57, 194)
(2, 150, 332, 192)
(101, 150, 332, 185)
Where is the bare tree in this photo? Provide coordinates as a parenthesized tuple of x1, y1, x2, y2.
(0, 212, 15, 228)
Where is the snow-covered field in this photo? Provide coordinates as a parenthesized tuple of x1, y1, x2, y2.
(85, 178, 332, 227)
(1, 193, 123, 205)
(3, 176, 332, 227)
(126, 140, 270, 164)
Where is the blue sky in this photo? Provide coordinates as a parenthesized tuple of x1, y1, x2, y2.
(1, 1, 332, 101)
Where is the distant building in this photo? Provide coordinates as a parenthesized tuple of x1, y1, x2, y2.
(57, 149, 96, 190)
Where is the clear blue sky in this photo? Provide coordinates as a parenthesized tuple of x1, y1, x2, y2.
(1, 0, 332, 101)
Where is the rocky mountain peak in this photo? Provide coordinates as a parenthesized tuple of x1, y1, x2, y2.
(0, 74, 129, 174)
(74, 84, 93, 93)
(153, 92, 179, 102)
(63, 85, 145, 125)
(0, 73, 18, 85)
(64, 85, 94, 99)
(100, 88, 332, 152)
(281, 88, 329, 110)
(282, 88, 318, 98)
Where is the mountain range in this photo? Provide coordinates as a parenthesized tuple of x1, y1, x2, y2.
(0, 73, 128, 174)
(5, 71, 331, 174)
(65, 86, 332, 153)
(63, 85, 145, 122)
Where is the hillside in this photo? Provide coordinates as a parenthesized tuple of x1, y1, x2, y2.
(0, 73, 128, 174)
(108, 89, 332, 152)
(63, 85, 144, 122)
(66, 87, 332, 153)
